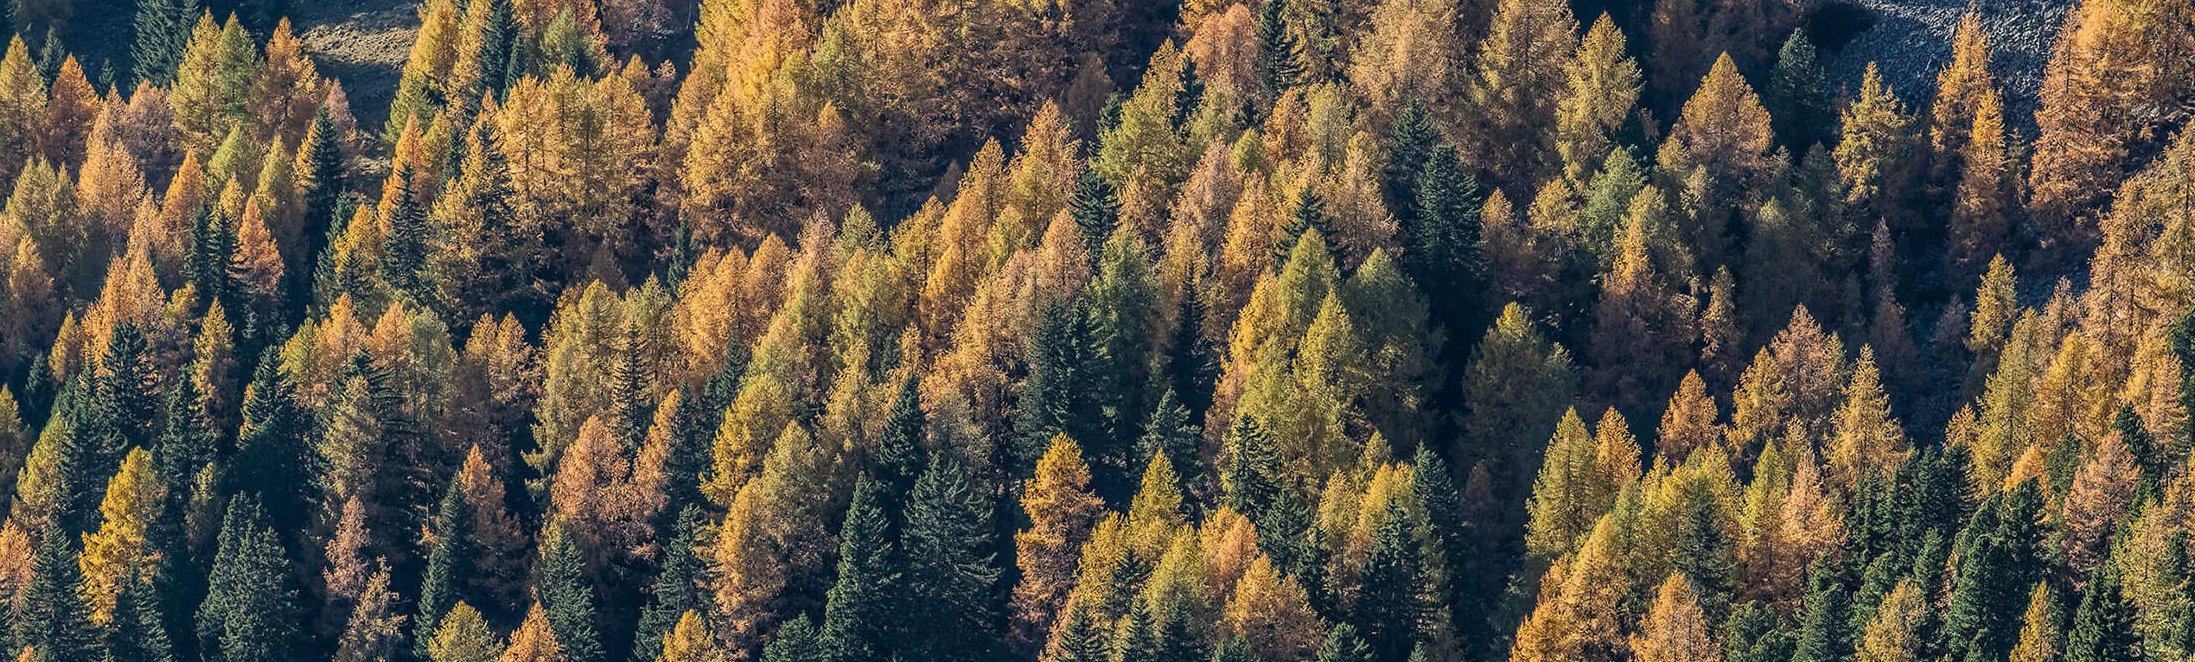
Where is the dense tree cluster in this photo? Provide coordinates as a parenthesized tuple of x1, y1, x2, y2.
(0, 0, 2184, 660)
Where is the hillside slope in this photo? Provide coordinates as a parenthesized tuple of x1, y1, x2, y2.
(289, 0, 417, 134)
(1826, 0, 2069, 126)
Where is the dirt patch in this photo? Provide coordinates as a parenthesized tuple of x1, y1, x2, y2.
(292, 0, 420, 136)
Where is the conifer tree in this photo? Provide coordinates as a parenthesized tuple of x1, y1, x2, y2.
(0, 38, 45, 188)
(1087, 229, 1163, 471)
(1355, 500, 1427, 660)
(195, 495, 300, 662)
(820, 478, 901, 662)
(874, 374, 927, 513)
(1384, 101, 1438, 221)
(13, 532, 97, 661)
(424, 603, 499, 662)
(1069, 168, 1120, 255)
(106, 566, 173, 662)
(901, 456, 1003, 660)
(1767, 32, 1830, 152)
(760, 615, 821, 662)
(230, 349, 314, 537)
(379, 167, 431, 303)
(1943, 483, 2049, 660)
(1834, 64, 1917, 219)
(1135, 390, 1200, 498)
(629, 507, 710, 662)
(1255, 0, 1301, 99)
(132, 0, 199, 85)
(1317, 622, 1374, 662)
(1406, 145, 1485, 335)
(2066, 561, 2140, 662)
(1015, 298, 1102, 476)
(533, 525, 603, 662)
(1793, 567, 1851, 662)
(1724, 601, 1795, 662)
(296, 105, 345, 274)
(413, 481, 468, 658)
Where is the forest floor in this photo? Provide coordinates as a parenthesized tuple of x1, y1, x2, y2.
(1825, 0, 2070, 130)
(291, 0, 418, 133)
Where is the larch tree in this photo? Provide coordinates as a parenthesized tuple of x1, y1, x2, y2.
(1656, 53, 1781, 270)
(1553, 14, 1643, 188)
(1827, 347, 1908, 489)
(1631, 574, 1718, 662)
(1464, 0, 1578, 191)
(332, 564, 405, 662)
(1657, 371, 1722, 462)
(1458, 304, 1576, 518)
(1833, 64, 1918, 225)
(2027, 0, 2148, 260)
(502, 602, 567, 662)
(0, 37, 47, 189)
(1855, 579, 1927, 662)
(1013, 435, 1106, 645)
(2009, 582, 2063, 662)
(1948, 86, 2012, 286)
(425, 602, 501, 662)
(77, 447, 166, 626)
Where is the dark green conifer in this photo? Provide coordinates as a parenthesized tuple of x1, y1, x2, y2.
(1273, 189, 1333, 263)
(901, 456, 1002, 660)
(195, 496, 300, 662)
(534, 525, 604, 662)
(2066, 562, 2140, 662)
(1355, 502, 1425, 661)
(1014, 298, 1102, 476)
(1069, 168, 1120, 255)
(1384, 101, 1438, 223)
(412, 480, 467, 660)
(379, 167, 431, 304)
(1316, 623, 1373, 662)
(630, 506, 712, 662)
(1136, 389, 1202, 500)
(130, 0, 198, 85)
(107, 569, 174, 662)
(229, 350, 315, 537)
(1408, 144, 1486, 335)
(1793, 563, 1851, 662)
(761, 615, 823, 662)
(820, 478, 900, 662)
(1256, 0, 1301, 97)
(1724, 600, 1796, 662)
(1767, 32, 1831, 154)
(13, 531, 98, 661)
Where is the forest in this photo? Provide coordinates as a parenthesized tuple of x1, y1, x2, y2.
(0, 0, 2183, 660)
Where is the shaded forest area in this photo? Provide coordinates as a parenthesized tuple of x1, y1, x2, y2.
(0, 0, 2185, 661)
